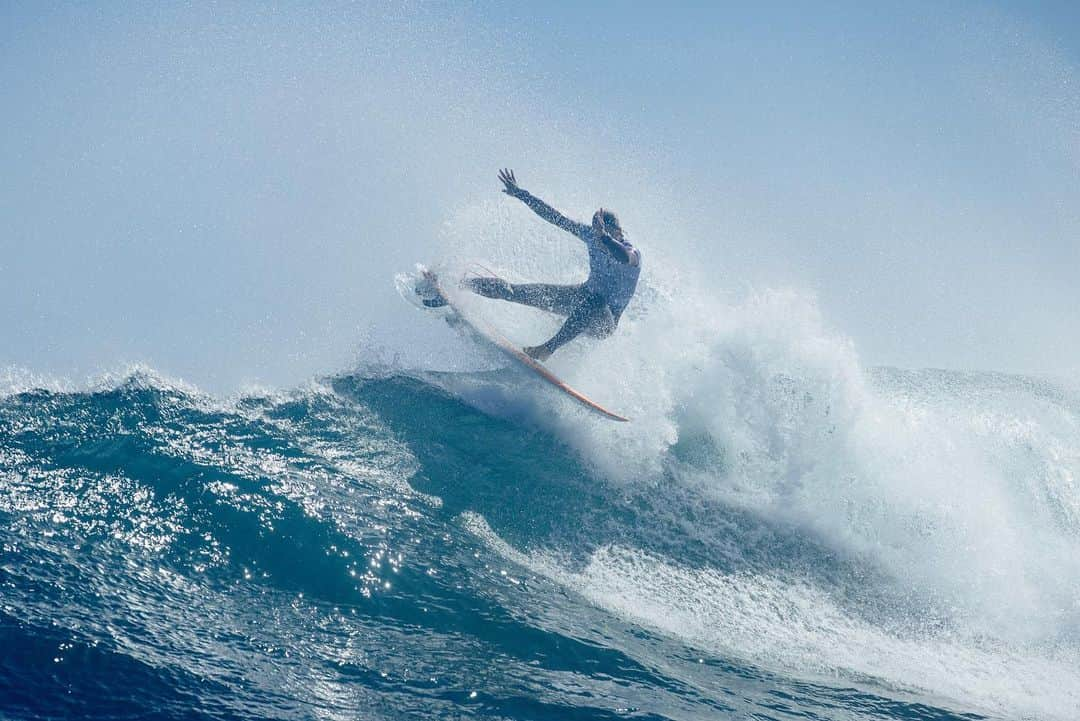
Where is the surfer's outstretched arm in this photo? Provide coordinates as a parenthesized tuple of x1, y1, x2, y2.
(498, 168, 590, 239)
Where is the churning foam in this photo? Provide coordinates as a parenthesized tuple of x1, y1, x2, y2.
(464, 511, 1079, 720)
(431, 200, 1080, 718)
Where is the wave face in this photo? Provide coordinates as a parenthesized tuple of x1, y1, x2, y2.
(1, 355, 1078, 720)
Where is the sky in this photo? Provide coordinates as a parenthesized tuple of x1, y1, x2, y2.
(2, 1, 1078, 393)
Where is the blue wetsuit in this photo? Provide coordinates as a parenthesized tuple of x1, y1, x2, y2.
(473, 187, 641, 355)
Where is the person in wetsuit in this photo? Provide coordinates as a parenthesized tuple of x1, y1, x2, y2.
(467, 169, 642, 362)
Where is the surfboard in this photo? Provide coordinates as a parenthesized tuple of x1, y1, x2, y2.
(405, 267, 630, 422)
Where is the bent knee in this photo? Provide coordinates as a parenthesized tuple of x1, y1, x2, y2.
(584, 313, 617, 338)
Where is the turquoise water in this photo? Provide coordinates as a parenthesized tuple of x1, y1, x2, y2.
(2, 361, 1077, 720)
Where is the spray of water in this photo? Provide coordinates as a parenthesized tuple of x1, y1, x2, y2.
(423, 197, 1080, 719)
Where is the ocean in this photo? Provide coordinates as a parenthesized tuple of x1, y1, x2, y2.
(2, 315, 1078, 720)
(4, 1, 1080, 718)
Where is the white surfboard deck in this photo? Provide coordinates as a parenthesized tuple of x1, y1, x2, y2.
(404, 267, 630, 423)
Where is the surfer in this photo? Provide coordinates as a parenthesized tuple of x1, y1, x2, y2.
(466, 169, 642, 361)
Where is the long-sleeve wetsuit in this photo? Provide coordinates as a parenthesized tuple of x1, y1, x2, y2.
(478, 187, 641, 355)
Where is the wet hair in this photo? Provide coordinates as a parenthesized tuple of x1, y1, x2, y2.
(592, 208, 622, 237)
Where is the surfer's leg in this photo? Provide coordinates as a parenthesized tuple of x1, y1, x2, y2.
(524, 298, 611, 360)
(465, 276, 515, 300)
(506, 283, 584, 315)
(467, 277, 584, 315)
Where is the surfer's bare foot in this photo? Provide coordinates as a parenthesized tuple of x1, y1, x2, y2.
(523, 345, 553, 362)
(466, 276, 513, 300)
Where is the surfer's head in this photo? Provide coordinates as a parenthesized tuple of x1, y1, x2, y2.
(592, 208, 623, 241)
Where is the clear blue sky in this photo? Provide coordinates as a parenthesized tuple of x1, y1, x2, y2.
(2, 1, 1078, 391)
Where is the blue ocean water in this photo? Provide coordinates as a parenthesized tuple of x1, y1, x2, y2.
(2, 351, 1078, 720)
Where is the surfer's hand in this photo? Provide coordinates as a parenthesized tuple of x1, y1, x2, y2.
(498, 168, 521, 195)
